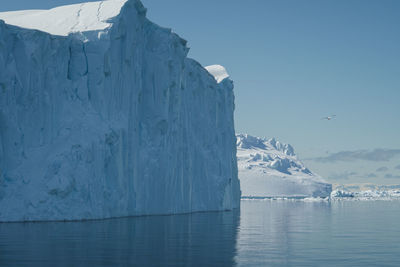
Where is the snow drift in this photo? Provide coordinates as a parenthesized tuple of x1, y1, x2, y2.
(237, 134, 331, 198)
(0, 0, 240, 221)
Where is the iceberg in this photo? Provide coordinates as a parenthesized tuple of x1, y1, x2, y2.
(331, 184, 400, 200)
(331, 189, 400, 200)
(237, 134, 331, 198)
(0, 0, 240, 221)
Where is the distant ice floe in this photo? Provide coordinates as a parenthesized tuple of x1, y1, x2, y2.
(330, 190, 400, 201)
(241, 196, 330, 202)
(241, 190, 400, 202)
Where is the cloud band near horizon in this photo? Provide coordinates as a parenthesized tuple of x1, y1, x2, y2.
(308, 149, 400, 163)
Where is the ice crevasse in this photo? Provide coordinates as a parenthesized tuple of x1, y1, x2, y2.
(0, 0, 241, 221)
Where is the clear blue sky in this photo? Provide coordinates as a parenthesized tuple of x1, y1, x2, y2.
(1, 0, 399, 185)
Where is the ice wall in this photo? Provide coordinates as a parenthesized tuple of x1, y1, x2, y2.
(0, 0, 240, 221)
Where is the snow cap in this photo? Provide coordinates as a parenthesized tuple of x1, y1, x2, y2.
(0, 0, 129, 36)
(205, 65, 230, 83)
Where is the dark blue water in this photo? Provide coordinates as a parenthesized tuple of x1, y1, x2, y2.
(0, 200, 399, 266)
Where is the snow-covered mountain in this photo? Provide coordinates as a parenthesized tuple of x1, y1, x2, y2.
(237, 134, 331, 198)
(0, 0, 240, 222)
(333, 183, 400, 192)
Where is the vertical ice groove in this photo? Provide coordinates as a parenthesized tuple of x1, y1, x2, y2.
(67, 45, 72, 80)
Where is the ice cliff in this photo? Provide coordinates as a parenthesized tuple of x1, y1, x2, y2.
(237, 134, 331, 198)
(0, 0, 240, 221)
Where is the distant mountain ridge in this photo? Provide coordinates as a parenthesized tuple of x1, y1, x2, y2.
(334, 183, 400, 191)
(237, 134, 295, 156)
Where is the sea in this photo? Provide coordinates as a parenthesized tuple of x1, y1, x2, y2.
(1, 199, 399, 266)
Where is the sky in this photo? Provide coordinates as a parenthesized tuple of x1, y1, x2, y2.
(1, 0, 399, 185)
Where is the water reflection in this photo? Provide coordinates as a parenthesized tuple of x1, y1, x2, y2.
(236, 200, 400, 266)
(3, 201, 399, 266)
(236, 200, 332, 266)
(0, 210, 240, 266)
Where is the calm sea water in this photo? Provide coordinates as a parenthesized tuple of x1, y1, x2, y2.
(1, 200, 399, 266)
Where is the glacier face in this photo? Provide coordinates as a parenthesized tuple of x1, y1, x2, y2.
(0, 0, 240, 222)
(237, 134, 331, 198)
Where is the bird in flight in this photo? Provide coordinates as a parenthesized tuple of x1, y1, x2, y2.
(322, 115, 336, 120)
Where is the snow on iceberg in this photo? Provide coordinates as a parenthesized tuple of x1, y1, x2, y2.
(237, 134, 332, 198)
(0, 0, 240, 222)
(0, 0, 129, 37)
(205, 65, 230, 83)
